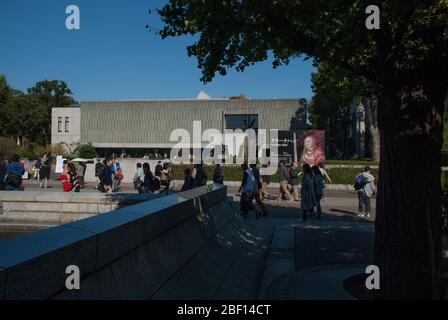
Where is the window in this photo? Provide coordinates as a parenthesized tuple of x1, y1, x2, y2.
(65, 117, 69, 132)
(58, 117, 62, 132)
(225, 114, 258, 131)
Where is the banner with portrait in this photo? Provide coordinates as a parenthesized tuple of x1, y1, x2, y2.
(271, 130, 326, 166)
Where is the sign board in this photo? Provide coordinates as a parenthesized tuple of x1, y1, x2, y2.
(55, 156, 66, 173)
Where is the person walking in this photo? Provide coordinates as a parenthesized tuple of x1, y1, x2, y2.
(67, 163, 81, 192)
(300, 164, 317, 221)
(160, 163, 172, 194)
(102, 158, 114, 193)
(312, 165, 325, 218)
(140, 162, 158, 194)
(354, 166, 376, 218)
(289, 162, 300, 201)
(77, 161, 86, 189)
(239, 163, 255, 217)
(39, 159, 51, 189)
(278, 160, 292, 201)
(34, 159, 42, 180)
(212, 163, 224, 184)
(250, 164, 269, 217)
(0, 152, 7, 191)
(260, 164, 272, 200)
(94, 159, 104, 189)
(194, 163, 208, 187)
(134, 163, 145, 191)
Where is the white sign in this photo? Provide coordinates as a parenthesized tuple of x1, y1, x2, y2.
(55, 156, 66, 173)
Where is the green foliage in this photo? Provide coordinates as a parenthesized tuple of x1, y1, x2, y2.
(78, 143, 97, 159)
(157, 1, 448, 86)
(15, 148, 35, 160)
(0, 75, 76, 146)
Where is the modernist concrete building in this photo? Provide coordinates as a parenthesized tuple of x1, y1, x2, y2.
(51, 92, 306, 158)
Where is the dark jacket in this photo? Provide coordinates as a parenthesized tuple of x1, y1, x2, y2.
(39, 165, 51, 179)
(194, 166, 208, 187)
(181, 174, 195, 191)
(213, 166, 224, 184)
(301, 173, 317, 210)
(313, 174, 325, 196)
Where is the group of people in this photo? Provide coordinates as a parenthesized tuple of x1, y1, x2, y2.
(181, 163, 209, 191)
(237, 160, 331, 221)
(94, 158, 123, 193)
(133, 161, 174, 194)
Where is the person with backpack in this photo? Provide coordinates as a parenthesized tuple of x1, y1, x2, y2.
(239, 163, 256, 217)
(278, 160, 291, 201)
(289, 162, 300, 201)
(300, 164, 317, 221)
(354, 166, 376, 218)
(212, 163, 224, 184)
(140, 162, 160, 194)
(77, 161, 87, 189)
(4, 155, 25, 191)
(312, 165, 325, 219)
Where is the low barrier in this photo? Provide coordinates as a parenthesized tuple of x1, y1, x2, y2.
(0, 191, 159, 226)
(0, 183, 248, 300)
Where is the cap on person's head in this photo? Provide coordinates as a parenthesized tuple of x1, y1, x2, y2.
(365, 166, 371, 172)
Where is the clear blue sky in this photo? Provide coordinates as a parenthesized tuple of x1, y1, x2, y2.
(0, 0, 316, 101)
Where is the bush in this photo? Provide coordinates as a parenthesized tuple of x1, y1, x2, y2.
(78, 143, 97, 159)
(16, 148, 35, 160)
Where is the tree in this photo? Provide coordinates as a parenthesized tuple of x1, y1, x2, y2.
(156, 1, 448, 298)
(78, 143, 97, 159)
(310, 63, 380, 160)
(27, 80, 76, 145)
(0, 75, 13, 137)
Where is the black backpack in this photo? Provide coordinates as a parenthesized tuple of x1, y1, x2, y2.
(6, 173, 22, 188)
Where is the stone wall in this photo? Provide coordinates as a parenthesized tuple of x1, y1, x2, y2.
(0, 184, 248, 300)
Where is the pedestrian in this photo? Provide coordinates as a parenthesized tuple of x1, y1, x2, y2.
(312, 165, 324, 218)
(239, 163, 255, 217)
(102, 157, 114, 193)
(0, 152, 7, 191)
(134, 163, 144, 191)
(194, 163, 208, 187)
(67, 163, 81, 192)
(212, 163, 224, 184)
(354, 166, 376, 218)
(77, 161, 86, 188)
(140, 162, 159, 194)
(4, 155, 25, 191)
(289, 162, 300, 201)
(300, 164, 317, 221)
(94, 159, 104, 189)
(39, 159, 51, 189)
(155, 161, 163, 178)
(111, 158, 122, 192)
(59, 162, 71, 192)
(181, 168, 195, 191)
(160, 163, 172, 194)
(250, 164, 269, 217)
(34, 159, 42, 180)
(278, 160, 292, 201)
(260, 164, 272, 200)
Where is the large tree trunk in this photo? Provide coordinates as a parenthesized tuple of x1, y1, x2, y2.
(362, 97, 380, 162)
(375, 78, 446, 299)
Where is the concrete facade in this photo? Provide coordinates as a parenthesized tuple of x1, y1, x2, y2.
(51, 97, 306, 154)
(51, 106, 81, 146)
